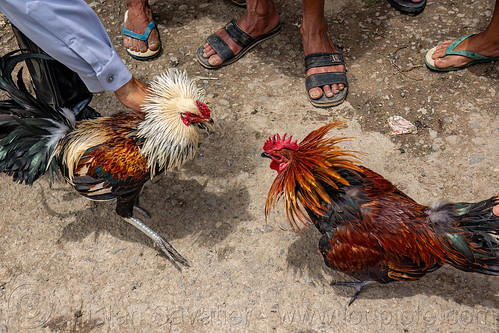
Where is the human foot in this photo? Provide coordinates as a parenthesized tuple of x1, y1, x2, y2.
(426, 34, 499, 71)
(122, 3, 161, 60)
(301, 25, 347, 106)
(198, 1, 279, 68)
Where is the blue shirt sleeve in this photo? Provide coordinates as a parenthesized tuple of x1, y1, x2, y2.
(0, 0, 132, 92)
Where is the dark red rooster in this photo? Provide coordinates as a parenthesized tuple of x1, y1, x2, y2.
(0, 50, 213, 270)
(262, 122, 499, 305)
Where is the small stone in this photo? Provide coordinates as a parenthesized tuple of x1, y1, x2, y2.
(388, 101, 394, 107)
(263, 225, 274, 233)
(428, 129, 438, 139)
(170, 56, 179, 67)
(445, 135, 457, 145)
(469, 154, 484, 164)
(178, 4, 188, 10)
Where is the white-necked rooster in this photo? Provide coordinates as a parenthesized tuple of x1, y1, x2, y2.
(0, 50, 213, 270)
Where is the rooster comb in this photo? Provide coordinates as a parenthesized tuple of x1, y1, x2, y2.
(263, 133, 299, 153)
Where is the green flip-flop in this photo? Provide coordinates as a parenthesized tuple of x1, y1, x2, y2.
(425, 34, 499, 71)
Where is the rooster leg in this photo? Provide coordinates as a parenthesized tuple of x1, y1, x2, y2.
(122, 216, 189, 271)
(331, 278, 372, 306)
(109, 199, 151, 218)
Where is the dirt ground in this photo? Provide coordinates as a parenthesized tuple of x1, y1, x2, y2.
(0, 0, 498, 332)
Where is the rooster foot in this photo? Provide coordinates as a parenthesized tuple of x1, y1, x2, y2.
(331, 278, 372, 306)
(122, 217, 189, 271)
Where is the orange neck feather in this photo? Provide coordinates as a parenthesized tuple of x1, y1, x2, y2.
(265, 122, 361, 230)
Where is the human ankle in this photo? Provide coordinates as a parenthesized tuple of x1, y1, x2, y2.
(467, 33, 499, 55)
(246, 0, 276, 17)
(300, 19, 328, 38)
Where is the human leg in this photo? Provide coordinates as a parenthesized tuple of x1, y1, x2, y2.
(122, 0, 161, 60)
(301, 0, 347, 107)
(425, 0, 499, 70)
(197, 0, 280, 68)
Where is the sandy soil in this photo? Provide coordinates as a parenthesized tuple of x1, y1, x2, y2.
(0, 0, 498, 332)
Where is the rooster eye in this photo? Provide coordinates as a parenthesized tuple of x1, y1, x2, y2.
(181, 112, 200, 126)
(273, 155, 284, 163)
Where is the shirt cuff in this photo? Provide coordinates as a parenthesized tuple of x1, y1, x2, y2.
(79, 50, 132, 93)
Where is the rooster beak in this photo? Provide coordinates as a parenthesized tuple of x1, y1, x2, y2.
(196, 118, 214, 132)
(199, 117, 214, 125)
(261, 152, 271, 158)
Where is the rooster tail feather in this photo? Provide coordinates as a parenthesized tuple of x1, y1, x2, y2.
(0, 50, 75, 184)
(429, 196, 499, 275)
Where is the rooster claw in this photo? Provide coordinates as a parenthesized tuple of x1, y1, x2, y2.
(331, 278, 372, 306)
(153, 236, 189, 271)
(122, 216, 189, 271)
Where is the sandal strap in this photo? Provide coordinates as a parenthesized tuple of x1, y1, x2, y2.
(305, 72, 348, 91)
(121, 20, 156, 41)
(204, 19, 255, 62)
(224, 19, 255, 48)
(445, 34, 499, 61)
(305, 52, 345, 70)
(206, 34, 235, 62)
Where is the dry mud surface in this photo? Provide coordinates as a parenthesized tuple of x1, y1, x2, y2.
(0, 0, 498, 332)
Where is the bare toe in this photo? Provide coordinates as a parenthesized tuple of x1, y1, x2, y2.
(432, 40, 453, 60)
(208, 54, 223, 67)
(323, 85, 334, 98)
(203, 43, 216, 58)
(309, 87, 323, 100)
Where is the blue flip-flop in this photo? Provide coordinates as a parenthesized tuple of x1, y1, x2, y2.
(425, 34, 499, 71)
(121, 10, 162, 61)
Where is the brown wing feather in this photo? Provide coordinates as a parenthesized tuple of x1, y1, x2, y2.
(76, 136, 149, 180)
(356, 169, 447, 281)
(64, 113, 150, 200)
(322, 224, 387, 278)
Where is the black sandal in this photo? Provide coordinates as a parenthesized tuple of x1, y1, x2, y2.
(197, 19, 281, 69)
(305, 52, 348, 108)
(388, 0, 426, 15)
